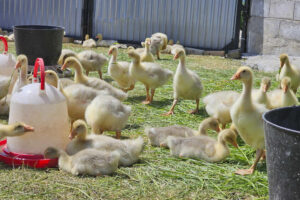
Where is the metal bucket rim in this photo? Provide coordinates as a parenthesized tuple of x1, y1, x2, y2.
(13, 25, 64, 31)
(263, 106, 300, 136)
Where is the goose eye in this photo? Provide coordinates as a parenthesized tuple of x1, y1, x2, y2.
(16, 125, 23, 130)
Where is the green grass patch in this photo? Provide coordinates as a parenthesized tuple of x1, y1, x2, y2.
(0, 42, 275, 199)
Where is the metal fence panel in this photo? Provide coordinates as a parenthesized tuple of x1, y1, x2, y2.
(92, 0, 239, 50)
(0, 0, 84, 37)
(0, 0, 239, 49)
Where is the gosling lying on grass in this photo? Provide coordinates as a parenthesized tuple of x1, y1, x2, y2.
(167, 128, 238, 162)
(67, 120, 144, 167)
(44, 147, 120, 176)
(145, 117, 220, 148)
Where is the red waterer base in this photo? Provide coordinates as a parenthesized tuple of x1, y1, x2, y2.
(0, 140, 58, 168)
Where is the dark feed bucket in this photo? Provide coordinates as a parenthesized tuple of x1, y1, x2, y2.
(14, 25, 64, 65)
(263, 106, 300, 200)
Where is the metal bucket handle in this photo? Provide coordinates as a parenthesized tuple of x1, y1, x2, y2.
(33, 58, 45, 91)
(0, 36, 8, 54)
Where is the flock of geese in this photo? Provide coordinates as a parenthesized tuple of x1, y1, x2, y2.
(0, 32, 299, 176)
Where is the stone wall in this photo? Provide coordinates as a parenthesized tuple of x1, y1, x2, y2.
(247, 0, 300, 56)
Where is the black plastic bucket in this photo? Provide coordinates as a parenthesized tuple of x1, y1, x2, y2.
(14, 25, 64, 65)
(263, 106, 300, 200)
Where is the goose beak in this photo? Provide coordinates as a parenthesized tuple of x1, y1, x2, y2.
(283, 85, 288, 93)
(280, 61, 284, 68)
(215, 126, 221, 133)
(61, 64, 67, 70)
(231, 73, 240, 80)
(263, 84, 268, 93)
(231, 141, 239, 148)
(68, 134, 74, 140)
(15, 61, 21, 69)
(173, 54, 179, 60)
(108, 49, 113, 55)
(23, 125, 35, 132)
(160, 143, 167, 148)
(69, 129, 76, 140)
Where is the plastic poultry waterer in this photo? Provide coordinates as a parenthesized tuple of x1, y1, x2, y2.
(0, 36, 16, 76)
(0, 58, 70, 168)
(0, 36, 17, 93)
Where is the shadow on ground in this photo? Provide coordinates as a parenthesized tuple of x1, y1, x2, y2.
(127, 96, 173, 108)
(124, 124, 140, 130)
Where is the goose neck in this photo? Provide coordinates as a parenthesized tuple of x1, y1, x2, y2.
(283, 89, 293, 99)
(285, 59, 292, 69)
(217, 134, 228, 148)
(0, 127, 9, 137)
(132, 57, 141, 65)
(73, 61, 87, 82)
(145, 45, 150, 53)
(179, 56, 186, 67)
(110, 55, 117, 64)
(77, 132, 87, 141)
(58, 150, 71, 166)
(58, 82, 68, 100)
(240, 79, 253, 107)
(258, 89, 267, 100)
(198, 124, 208, 135)
(20, 63, 28, 83)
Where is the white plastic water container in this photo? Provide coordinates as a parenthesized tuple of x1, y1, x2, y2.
(0, 36, 17, 94)
(7, 58, 70, 154)
(0, 36, 16, 76)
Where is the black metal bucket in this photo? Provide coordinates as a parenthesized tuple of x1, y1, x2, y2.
(263, 106, 300, 200)
(14, 25, 64, 65)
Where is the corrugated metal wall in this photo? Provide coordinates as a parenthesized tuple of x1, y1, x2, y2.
(92, 0, 239, 49)
(0, 0, 83, 37)
(0, 0, 240, 50)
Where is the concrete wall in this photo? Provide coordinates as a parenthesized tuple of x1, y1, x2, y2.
(248, 0, 300, 56)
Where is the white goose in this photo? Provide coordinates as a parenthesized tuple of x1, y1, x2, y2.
(164, 49, 203, 115)
(12, 55, 29, 94)
(230, 66, 268, 175)
(108, 46, 135, 92)
(279, 54, 300, 93)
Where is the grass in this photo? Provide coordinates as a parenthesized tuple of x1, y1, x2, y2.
(0, 42, 278, 199)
